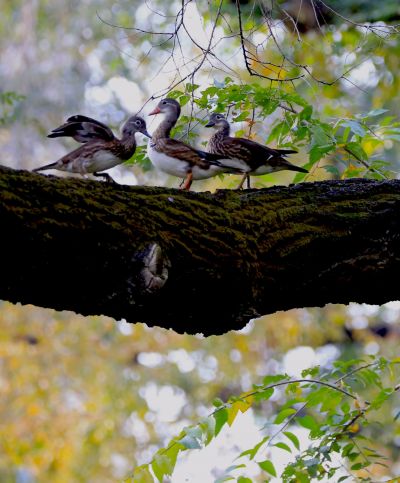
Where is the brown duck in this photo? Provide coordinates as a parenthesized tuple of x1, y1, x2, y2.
(147, 98, 240, 190)
(205, 113, 308, 188)
(34, 115, 150, 182)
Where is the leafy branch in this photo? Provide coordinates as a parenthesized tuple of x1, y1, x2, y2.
(126, 356, 400, 482)
(129, 79, 400, 185)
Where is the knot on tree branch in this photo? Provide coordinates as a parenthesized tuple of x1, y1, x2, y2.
(140, 243, 170, 293)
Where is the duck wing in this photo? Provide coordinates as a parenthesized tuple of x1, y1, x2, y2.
(155, 138, 235, 169)
(48, 115, 115, 143)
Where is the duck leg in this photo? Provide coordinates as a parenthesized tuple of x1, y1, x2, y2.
(181, 172, 193, 190)
(93, 172, 116, 183)
(237, 174, 248, 190)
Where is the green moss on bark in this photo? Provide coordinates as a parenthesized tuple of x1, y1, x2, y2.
(1, 165, 400, 334)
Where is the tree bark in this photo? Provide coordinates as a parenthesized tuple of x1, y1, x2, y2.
(1, 165, 400, 334)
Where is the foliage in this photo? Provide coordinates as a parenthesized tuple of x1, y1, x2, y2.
(154, 79, 400, 184)
(1, 301, 400, 481)
(129, 357, 400, 482)
(0, 91, 24, 125)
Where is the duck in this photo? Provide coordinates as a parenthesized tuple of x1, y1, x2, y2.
(147, 98, 239, 190)
(205, 112, 308, 189)
(34, 115, 151, 182)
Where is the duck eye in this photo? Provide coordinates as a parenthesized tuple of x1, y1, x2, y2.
(135, 120, 141, 125)
(161, 100, 167, 105)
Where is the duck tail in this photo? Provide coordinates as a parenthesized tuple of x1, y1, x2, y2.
(33, 162, 58, 172)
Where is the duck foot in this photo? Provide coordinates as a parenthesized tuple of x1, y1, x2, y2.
(93, 172, 116, 183)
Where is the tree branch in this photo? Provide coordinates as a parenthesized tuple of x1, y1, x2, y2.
(1, 165, 400, 334)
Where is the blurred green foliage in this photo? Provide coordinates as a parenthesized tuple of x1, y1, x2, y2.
(0, 92, 24, 126)
(1, 302, 400, 482)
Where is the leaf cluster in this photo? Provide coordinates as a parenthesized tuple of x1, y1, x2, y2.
(128, 356, 400, 482)
(129, 79, 399, 186)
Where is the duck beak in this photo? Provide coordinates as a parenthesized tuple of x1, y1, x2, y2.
(142, 129, 152, 139)
(204, 121, 215, 128)
(149, 107, 161, 116)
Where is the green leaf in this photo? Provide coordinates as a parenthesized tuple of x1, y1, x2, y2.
(309, 144, 336, 164)
(185, 83, 199, 93)
(254, 387, 274, 402)
(357, 108, 388, 119)
(340, 119, 366, 137)
(345, 142, 368, 162)
(347, 452, 360, 462)
(213, 398, 224, 407)
(282, 91, 309, 108)
(297, 415, 319, 432)
(320, 391, 343, 413)
(266, 121, 290, 144)
(152, 454, 175, 482)
(227, 400, 249, 426)
(310, 124, 332, 147)
(274, 442, 292, 453)
(301, 366, 320, 378)
(239, 436, 269, 460)
(324, 165, 340, 176)
(178, 94, 191, 106)
(340, 126, 351, 143)
(132, 465, 154, 483)
(341, 443, 355, 457)
(258, 459, 277, 477)
(300, 105, 313, 121)
(185, 426, 202, 439)
(262, 374, 288, 385)
(232, 111, 250, 122)
(214, 408, 229, 436)
(199, 416, 216, 445)
(179, 434, 201, 449)
(283, 431, 300, 450)
(274, 408, 297, 424)
(369, 387, 393, 410)
(237, 477, 252, 483)
(341, 401, 351, 414)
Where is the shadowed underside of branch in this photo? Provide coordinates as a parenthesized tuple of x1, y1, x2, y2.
(1, 165, 400, 334)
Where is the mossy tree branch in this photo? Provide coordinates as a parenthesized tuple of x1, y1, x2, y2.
(1, 165, 400, 334)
